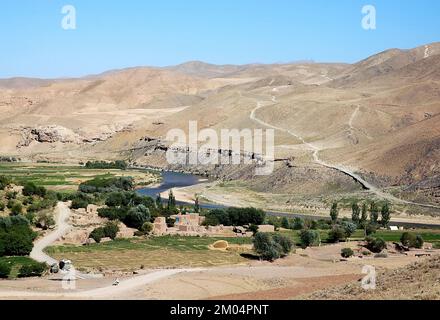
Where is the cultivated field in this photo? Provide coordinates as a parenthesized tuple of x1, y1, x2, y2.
(0, 163, 160, 192)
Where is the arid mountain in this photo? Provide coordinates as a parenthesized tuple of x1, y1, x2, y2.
(0, 42, 439, 207)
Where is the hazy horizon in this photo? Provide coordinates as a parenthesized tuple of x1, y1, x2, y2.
(1, 0, 440, 78)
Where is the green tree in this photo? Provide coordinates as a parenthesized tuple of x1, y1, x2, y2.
(103, 221, 120, 240)
(281, 217, 290, 229)
(299, 229, 320, 248)
(90, 227, 105, 243)
(330, 202, 339, 223)
(194, 196, 200, 213)
(0, 261, 11, 278)
(155, 194, 163, 209)
(328, 225, 347, 243)
(400, 232, 424, 248)
(342, 221, 357, 239)
(0, 216, 37, 256)
(124, 205, 150, 230)
(365, 236, 386, 253)
(252, 232, 293, 261)
(351, 203, 360, 224)
(369, 202, 379, 224)
(272, 233, 294, 256)
(167, 190, 176, 209)
(380, 203, 391, 227)
(360, 203, 368, 226)
(292, 217, 304, 230)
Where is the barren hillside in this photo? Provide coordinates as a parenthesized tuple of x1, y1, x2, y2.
(0, 42, 439, 209)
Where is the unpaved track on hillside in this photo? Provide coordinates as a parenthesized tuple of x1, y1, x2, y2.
(250, 94, 440, 210)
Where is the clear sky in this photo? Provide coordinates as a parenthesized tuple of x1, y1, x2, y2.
(1, 0, 439, 78)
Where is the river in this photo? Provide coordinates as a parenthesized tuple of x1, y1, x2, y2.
(137, 171, 440, 229)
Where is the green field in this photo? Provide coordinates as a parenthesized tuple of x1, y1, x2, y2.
(0, 163, 160, 190)
(46, 236, 252, 271)
(0, 256, 41, 279)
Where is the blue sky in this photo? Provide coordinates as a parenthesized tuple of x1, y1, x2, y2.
(1, 0, 439, 78)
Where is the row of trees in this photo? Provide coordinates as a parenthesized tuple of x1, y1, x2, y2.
(79, 176, 134, 193)
(203, 207, 266, 227)
(349, 201, 391, 228)
(84, 160, 128, 170)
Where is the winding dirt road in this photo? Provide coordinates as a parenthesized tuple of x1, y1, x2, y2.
(30, 202, 72, 265)
(250, 94, 440, 210)
(1, 201, 204, 299)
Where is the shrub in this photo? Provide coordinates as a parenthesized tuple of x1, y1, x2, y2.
(0, 175, 11, 190)
(365, 223, 377, 236)
(342, 221, 357, 238)
(0, 261, 11, 278)
(341, 248, 354, 258)
(140, 222, 154, 234)
(22, 182, 47, 197)
(292, 217, 305, 230)
(316, 219, 331, 230)
(97, 207, 126, 221)
(124, 205, 150, 230)
(281, 217, 290, 229)
(71, 198, 89, 210)
(400, 232, 423, 248)
(252, 233, 280, 261)
(299, 229, 320, 248)
(365, 236, 386, 253)
(90, 227, 105, 243)
(103, 222, 119, 240)
(401, 232, 416, 247)
(328, 226, 347, 243)
(0, 202, 5, 211)
(6, 191, 17, 200)
(415, 235, 424, 249)
(272, 233, 294, 256)
(18, 262, 47, 278)
(35, 212, 55, 230)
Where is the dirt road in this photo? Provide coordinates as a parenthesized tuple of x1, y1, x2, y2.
(0, 269, 203, 299)
(30, 202, 72, 265)
(251, 94, 440, 210)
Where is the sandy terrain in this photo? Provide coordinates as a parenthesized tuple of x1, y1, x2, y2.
(0, 240, 430, 300)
